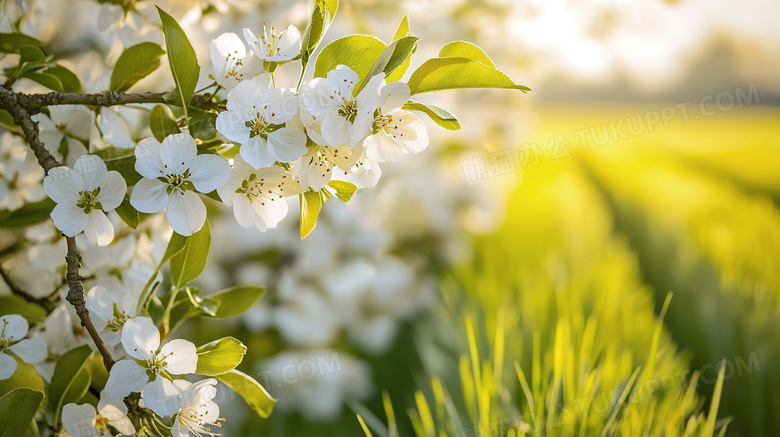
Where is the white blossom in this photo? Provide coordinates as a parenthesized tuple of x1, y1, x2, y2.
(217, 155, 301, 231)
(85, 286, 136, 346)
(104, 317, 197, 417)
(300, 66, 384, 148)
(364, 81, 429, 162)
(209, 31, 260, 90)
(0, 314, 48, 380)
(0, 131, 45, 210)
(243, 23, 301, 63)
(170, 378, 222, 437)
(61, 392, 135, 437)
(43, 155, 127, 246)
(215, 79, 307, 169)
(129, 133, 230, 236)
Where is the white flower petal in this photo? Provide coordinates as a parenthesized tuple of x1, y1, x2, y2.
(0, 352, 18, 380)
(267, 128, 307, 163)
(327, 65, 359, 98)
(254, 194, 288, 229)
(121, 317, 160, 361)
(8, 338, 47, 364)
(73, 155, 108, 191)
(240, 137, 276, 169)
(99, 108, 135, 149)
(134, 138, 165, 179)
(166, 190, 206, 236)
(50, 202, 88, 237)
(188, 154, 230, 193)
(43, 166, 83, 203)
(84, 210, 115, 246)
(215, 110, 251, 144)
(95, 170, 127, 211)
(320, 110, 350, 147)
(62, 403, 98, 437)
(98, 391, 135, 435)
(232, 193, 255, 228)
(157, 339, 197, 374)
(130, 178, 169, 214)
(104, 359, 148, 398)
(142, 376, 181, 417)
(379, 81, 411, 111)
(0, 314, 29, 341)
(86, 286, 113, 326)
(160, 133, 197, 176)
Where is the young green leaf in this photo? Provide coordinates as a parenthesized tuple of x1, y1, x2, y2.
(196, 337, 247, 376)
(157, 7, 199, 121)
(386, 16, 413, 83)
(94, 147, 140, 186)
(313, 35, 386, 81)
(403, 100, 461, 131)
(408, 57, 531, 95)
(214, 370, 276, 418)
(0, 388, 44, 437)
(197, 285, 265, 318)
(48, 345, 93, 424)
(18, 45, 45, 64)
(189, 109, 218, 142)
(149, 104, 181, 142)
(300, 190, 323, 239)
(110, 42, 166, 92)
(137, 228, 189, 314)
(327, 180, 358, 203)
(0, 109, 15, 127)
(359, 35, 418, 90)
(438, 41, 495, 68)
(115, 196, 140, 229)
(22, 71, 64, 92)
(23, 65, 81, 93)
(0, 296, 47, 325)
(0, 33, 41, 54)
(169, 220, 211, 289)
(0, 198, 55, 228)
(391, 15, 410, 41)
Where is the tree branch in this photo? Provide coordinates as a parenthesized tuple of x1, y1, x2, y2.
(22, 91, 224, 113)
(0, 86, 116, 371)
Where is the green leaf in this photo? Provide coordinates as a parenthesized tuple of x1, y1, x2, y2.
(149, 104, 181, 142)
(327, 180, 358, 203)
(137, 228, 189, 314)
(301, 4, 326, 66)
(214, 370, 276, 418)
(408, 57, 531, 95)
(48, 345, 93, 424)
(0, 388, 43, 437)
(360, 35, 418, 90)
(197, 285, 265, 318)
(0, 296, 47, 325)
(94, 147, 139, 186)
(314, 35, 386, 81)
(0, 34, 41, 54)
(48, 65, 81, 92)
(110, 42, 166, 92)
(0, 198, 55, 229)
(299, 190, 323, 239)
(18, 45, 45, 64)
(386, 16, 412, 83)
(438, 41, 495, 68)
(189, 109, 218, 142)
(391, 15, 410, 41)
(169, 220, 211, 289)
(318, 0, 339, 19)
(115, 196, 140, 229)
(157, 7, 199, 120)
(22, 71, 63, 92)
(0, 109, 15, 127)
(196, 337, 247, 376)
(402, 100, 461, 131)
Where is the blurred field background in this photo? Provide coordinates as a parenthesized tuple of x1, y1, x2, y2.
(3, 0, 779, 435)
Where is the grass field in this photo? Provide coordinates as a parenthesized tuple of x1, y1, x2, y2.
(373, 104, 780, 437)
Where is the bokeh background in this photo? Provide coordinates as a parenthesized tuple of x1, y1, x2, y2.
(1, 0, 779, 435)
